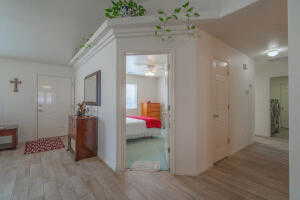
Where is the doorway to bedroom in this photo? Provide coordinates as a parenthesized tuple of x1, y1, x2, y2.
(125, 54, 171, 171)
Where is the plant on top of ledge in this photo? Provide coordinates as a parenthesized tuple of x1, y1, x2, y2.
(104, 0, 146, 19)
(154, 1, 200, 41)
(73, 33, 95, 56)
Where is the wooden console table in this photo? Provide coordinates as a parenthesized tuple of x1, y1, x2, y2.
(68, 116, 98, 161)
(0, 125, 18, 150)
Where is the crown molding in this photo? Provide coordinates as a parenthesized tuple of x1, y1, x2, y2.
(69, 0, 261, 68)
(69, 13, 219, 67)
(219, 0, 260, 18)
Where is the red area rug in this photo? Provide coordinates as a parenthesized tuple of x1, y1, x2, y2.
(24, 136, 65, 154)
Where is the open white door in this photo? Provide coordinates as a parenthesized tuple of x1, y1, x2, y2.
(212, 60, 230, 163)
(37, 75, 72, 138)
(280, 82, 289, 128)
(162, 60, 170, 171)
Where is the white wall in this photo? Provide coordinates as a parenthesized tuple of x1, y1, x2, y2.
(0, 58, 73, 142)
(288, 0, 300, 199)
(197, 31, 255, 171)
(254, 59, 288, 137)
(74, 40, 118, 170)
(126, 74, 159, 115)
(73, 27, 255, 176)
(117, 35, 200, 175)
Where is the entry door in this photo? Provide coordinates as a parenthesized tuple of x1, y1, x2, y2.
(212, 61, 230, 162)
(37, 75, 72, 138)
(280, 83, 289, 128)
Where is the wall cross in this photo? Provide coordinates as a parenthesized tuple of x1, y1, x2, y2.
(10, 78, 22, 92)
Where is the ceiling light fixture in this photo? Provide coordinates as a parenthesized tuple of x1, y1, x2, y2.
(267, 49, 280, 57)
(145, 71, 155, 77)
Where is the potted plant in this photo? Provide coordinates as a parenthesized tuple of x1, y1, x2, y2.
(105, 0, 146, 19)
(77, 102, 89, 116)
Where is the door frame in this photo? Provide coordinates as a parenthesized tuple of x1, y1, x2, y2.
(279, 81, 289, 128)
(269, 75, 289, 130)
(211, 59, 231, 163)
(117, 49, 176, 174)
(36, 74, 74, 139)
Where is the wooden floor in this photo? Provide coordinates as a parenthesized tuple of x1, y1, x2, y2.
(0, 141, 288, 200)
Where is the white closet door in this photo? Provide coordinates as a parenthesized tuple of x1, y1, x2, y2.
(212, 62, 230, 163)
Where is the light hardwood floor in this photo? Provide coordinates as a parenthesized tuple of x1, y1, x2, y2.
(0, 141, 288, 200)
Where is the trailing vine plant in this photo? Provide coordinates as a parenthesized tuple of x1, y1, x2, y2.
(104, 0, 146, 19)
(154, 1, 200, 41)
(73, 33, 95, 56)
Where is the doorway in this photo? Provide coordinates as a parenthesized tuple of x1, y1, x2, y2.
(211, 60, 230, 163)
(270, 76, 289, 140)
(37, 75, 72, 138)
(124, 54, 172, 171)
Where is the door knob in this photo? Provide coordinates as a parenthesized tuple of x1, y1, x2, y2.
(213, 114, 219, 118)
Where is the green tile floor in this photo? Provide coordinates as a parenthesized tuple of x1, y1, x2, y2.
(126, 135, 169, 171)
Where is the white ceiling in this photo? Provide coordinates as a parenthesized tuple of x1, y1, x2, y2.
(0, 0, 262, 66)
(0, 0, 110, 66)
(200, 0, 288, 62)
(126, 54, 168, 77)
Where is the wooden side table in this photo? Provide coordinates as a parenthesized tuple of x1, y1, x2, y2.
(67, 116, 98, 161)
(0, 125, 18, 150)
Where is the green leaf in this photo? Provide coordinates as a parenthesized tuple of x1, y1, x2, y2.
(172, 14, 178, 19)
(166, 29, 171, 32)
(159, 17, 165, 22)
(187, 7, 194, 12)
(174, 8, 181, 13)
(166, 16, 172, 21)
(191, 25, 196, 29)
(105, 8, 113, 12)
(194, 12, 200, 17)
(155, 25, 162, 30)
(158, 10, 165, 15)
(182, 1, 190, 8)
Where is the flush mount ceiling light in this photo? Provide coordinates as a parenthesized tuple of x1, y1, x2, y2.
(266, 49, 280, 57)
(145, 71, 155, 76)
(42, 85, 52, 89)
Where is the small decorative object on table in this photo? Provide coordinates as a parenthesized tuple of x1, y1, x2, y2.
(77, 102, 89, 116)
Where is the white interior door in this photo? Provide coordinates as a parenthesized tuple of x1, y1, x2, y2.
(212, 61, 230, 163)
(280, 82, 289, 128)
(37, 75, 72, 138)
(163, 60, 170, 170)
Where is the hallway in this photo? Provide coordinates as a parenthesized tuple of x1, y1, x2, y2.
(0, 141, 288, 200)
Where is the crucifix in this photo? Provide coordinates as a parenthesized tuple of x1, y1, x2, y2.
(10, 78, 22, 92)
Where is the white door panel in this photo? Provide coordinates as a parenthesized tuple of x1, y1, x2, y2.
(212, 61, 230, 163)
(38, 75, 72, 138)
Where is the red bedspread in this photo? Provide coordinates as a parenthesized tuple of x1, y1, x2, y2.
(127, 115, 161, 128)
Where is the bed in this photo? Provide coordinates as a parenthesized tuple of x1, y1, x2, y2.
(126, 116, 162, 140)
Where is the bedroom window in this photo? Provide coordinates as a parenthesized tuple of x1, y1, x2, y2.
(126, 83, 138, 109)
